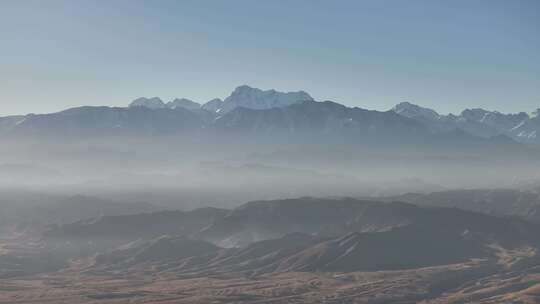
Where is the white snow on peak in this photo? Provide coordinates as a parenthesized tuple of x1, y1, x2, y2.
(129, 97, 166, 109)
(218, 85, 314, 113)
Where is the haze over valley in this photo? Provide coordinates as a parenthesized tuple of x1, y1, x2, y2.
(1, 1, 539, 303)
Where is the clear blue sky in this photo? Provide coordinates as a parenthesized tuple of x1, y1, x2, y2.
(1, 0, 539, 116)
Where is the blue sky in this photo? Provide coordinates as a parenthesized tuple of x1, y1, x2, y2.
(1, 0, 539, 115)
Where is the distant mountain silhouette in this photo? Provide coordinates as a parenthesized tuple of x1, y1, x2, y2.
(0, 86, 537, 161)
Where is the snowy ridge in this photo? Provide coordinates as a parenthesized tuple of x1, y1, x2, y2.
(129, 85, 314, 114)
(392, 102, 539, 145)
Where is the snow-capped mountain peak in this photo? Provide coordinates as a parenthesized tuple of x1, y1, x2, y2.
(218, 85, 314, 113)
(128, 86, 314, 114)
(129, 97, 166, 109)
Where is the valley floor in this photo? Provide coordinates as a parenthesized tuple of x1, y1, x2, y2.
(1, 260, 538, 304)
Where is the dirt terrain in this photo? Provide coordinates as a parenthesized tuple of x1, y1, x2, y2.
(0, 258, 538, 304)
(1, 198, 539, 303)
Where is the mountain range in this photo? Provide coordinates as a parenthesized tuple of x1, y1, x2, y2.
(1, 85, 538, 148)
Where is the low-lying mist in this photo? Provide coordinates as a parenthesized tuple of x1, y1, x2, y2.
(1, 135, 539, 211)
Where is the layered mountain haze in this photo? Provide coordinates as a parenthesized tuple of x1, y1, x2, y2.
(0, 194, 538, 291)
(1, 86, 540, 303)
(3, 1, 539, 301)
(0, 85, 538, 205)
